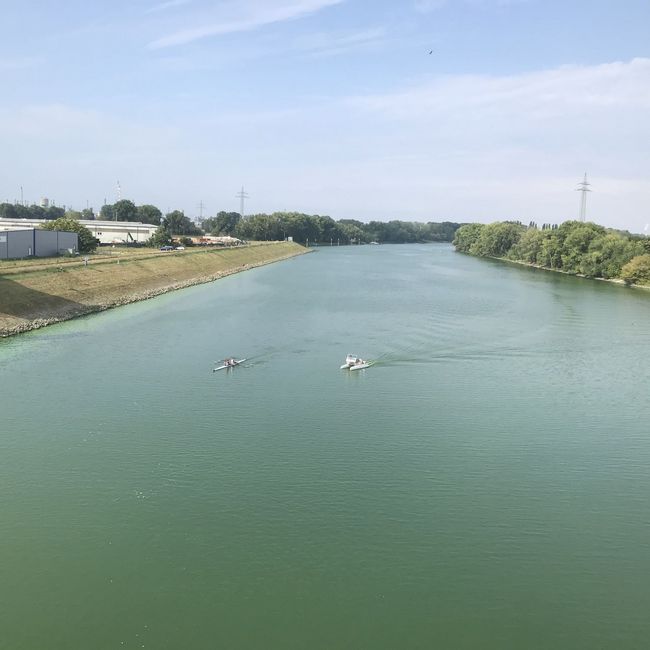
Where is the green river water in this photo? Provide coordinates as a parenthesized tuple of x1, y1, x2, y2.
(1, 244, 649, 649)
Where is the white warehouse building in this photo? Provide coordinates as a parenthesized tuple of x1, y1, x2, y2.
(0, 218, 159, 245)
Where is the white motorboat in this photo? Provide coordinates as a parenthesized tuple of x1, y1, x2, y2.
(340, 354, 372, 371)
(213, 358, 247, 372)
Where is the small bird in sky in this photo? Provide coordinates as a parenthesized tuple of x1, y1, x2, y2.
(428, 49, 434, 54)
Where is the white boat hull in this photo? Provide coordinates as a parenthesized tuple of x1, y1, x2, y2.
(213, 359, 247, 372)
(341, 357, 372, 371)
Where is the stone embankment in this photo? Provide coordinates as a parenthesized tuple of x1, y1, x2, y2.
(0, 242, 308, 337)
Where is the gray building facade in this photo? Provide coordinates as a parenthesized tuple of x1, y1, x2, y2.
(0, 229, 79, 260)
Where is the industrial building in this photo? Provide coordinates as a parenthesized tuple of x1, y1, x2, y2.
(0, 229, 79, 260)
(0, 218, 158, 245)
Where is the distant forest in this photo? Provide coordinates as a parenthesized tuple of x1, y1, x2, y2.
(0, 200, 460, 245)
(229, 213, 460, 244)
(454, 220, 650, 286)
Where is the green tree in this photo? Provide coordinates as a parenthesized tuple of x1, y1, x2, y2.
(113, 199, 138, 222)
(27, 205, 47, 220)
(163, 210, 200, 235)
(620, 254, 650, 285)
(100, 204, 115, 220)
(235, 213, 284, 241)
(558, 221, 606, 273)
(148, 225, 172, 247)
(137, 204, 162, 225)
(338, 221, 364, 244)
(44, 206, 65, 220)
(424, 221, 461, 242)
(471, 222, 524, 257)
(453, 223, 485, 253)
(202, 212, 241, 235)
(583, 234, 643, 278)
(40, 217, 98, 253)
(0, 203, 19, 219)
(536, 230, 563, 269)
(213, 211, 241, 235)
(508, 227, 543, 263)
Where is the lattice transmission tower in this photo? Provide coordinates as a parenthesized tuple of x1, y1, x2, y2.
(236, 186, 249, 218)
(576, 173, 591, 222)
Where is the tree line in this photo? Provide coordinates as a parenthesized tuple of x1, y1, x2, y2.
(229, 212, 460, 245)
(453, 220, 650, 286)
(104, 205, 460, 245)
(2, 198, 462, 249)
(0, 203, 71, 221)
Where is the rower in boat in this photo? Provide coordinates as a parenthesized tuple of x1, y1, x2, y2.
(340, 354, 371, 371)
(213, 357, 247, 372)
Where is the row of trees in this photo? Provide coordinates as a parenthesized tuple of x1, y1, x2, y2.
(95, 202, 202, 237)
(90, 205, 460, 244)
(0, 200, 162, 224)
(228, 212, 460, 245)
(150, 211, 459, 247)
(3, 198, 462, 247)
(0, 202, 72, 221)
(99, 201, 163, 225)
(1, 199, 172, 227)
(453, 220, 650, 285)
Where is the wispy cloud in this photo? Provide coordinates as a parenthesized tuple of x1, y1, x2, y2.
(145, 0, 192, 15)
(148, 0, 346, 49)
(347, 58, 650, 122)
(414, 0, 530, 12)
(293, 27, 386, 57)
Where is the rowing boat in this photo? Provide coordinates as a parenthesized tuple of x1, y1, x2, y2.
(213, 358, 247, 372)
(340, 354, 372, 371)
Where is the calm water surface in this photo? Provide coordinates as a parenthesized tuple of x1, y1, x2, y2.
(1, 244, 649, 649)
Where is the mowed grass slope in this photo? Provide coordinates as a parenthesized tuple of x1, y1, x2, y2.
(0, 242, 306, 335)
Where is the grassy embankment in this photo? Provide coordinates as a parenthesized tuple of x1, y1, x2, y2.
(0, 241, 307, 337)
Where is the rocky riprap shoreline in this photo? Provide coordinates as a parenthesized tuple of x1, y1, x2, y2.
(0, 250, 307, 338)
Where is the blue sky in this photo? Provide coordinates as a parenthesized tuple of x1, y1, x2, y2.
(1, 0, 649, 231)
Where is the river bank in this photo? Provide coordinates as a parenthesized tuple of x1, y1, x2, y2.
(0, 242, 308, 337)
(453, 221, 650, 290)
(493, 255, 650, 291)
(458, 249, 650, 291)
